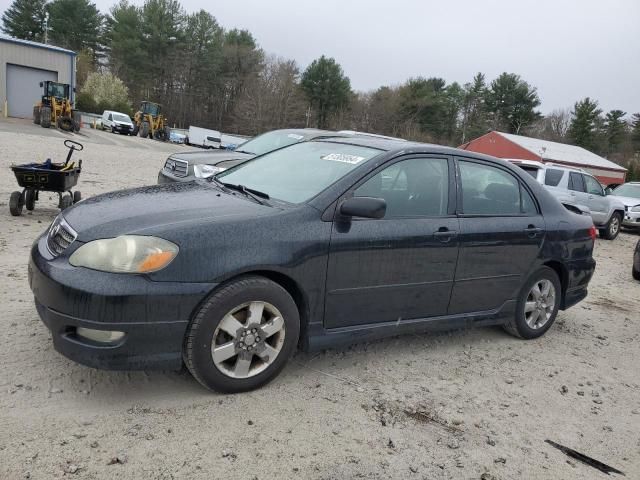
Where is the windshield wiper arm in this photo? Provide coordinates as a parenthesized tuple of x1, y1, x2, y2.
(234, 150, 255, 155)
(222, 182, 270, 205)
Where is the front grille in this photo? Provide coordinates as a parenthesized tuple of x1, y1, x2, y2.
(163, 157, 188, 177)
(46, 216, 77, 257)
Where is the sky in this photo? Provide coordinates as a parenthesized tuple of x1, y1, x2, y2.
(1, 0, 639, 115)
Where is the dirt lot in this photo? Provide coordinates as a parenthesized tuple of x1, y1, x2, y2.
(0, 119, 639, 480)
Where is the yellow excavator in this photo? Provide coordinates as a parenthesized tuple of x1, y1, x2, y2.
(33, 81, 80, 132)
(133, 101, 170, 140)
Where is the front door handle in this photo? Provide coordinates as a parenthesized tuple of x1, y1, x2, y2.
(524, 225, 543, 237)
(434, 228, 458, 243)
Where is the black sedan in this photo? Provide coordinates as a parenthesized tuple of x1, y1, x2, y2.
(29, 137, 596, 392)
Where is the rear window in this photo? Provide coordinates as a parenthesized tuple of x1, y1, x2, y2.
(517, 165, 539, 178)
(544, 169, 564, 186)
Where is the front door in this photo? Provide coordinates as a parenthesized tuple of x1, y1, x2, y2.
(582, 174, 608, 224)
(449, 159, 546, 314)
(324, 156, 459, 329)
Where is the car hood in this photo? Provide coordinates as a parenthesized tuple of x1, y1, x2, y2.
(63, 181, 274, 241)
(609, 195, 640, 207)
(170, 150, 254, 166)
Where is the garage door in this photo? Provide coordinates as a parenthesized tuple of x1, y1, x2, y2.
(6, 64, 58, 118)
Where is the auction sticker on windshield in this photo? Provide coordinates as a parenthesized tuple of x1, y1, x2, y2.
(321, 153, 367, 164)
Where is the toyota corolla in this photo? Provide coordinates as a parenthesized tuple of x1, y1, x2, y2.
(29, 137, 596, 392)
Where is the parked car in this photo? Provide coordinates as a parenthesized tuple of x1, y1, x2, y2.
(607, 182, 640, 230)
(30, 138, 596, 393)
(157, 128, 339, 184)
(509, 160, 625, 240)
(186, 126, 222, 149)
(633, 239, 640, 280)
(101, 110, 134, 135)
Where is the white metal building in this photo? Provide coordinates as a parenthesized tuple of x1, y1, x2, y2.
(0, 34, 76, 119)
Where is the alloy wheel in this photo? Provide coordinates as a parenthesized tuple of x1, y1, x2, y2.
(609, 216, 620, 236)
(524, 279, 556, 329)
(211, 301, 286, 379)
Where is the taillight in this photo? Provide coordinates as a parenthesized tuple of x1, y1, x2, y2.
(589, 225, 597, 241)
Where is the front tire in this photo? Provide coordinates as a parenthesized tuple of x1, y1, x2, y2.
(503, 267, 561, 339)
(633, 265, 640, 281)
(599, 212, 622, 240)
(184, 276, 300, 393)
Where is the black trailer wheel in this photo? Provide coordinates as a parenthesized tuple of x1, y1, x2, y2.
(25, 189, 36, 211)
(9, 191, 24, 216)
(73, 191, 82, 204)
(40, 107, 51, 128)
(60, 195, 72, 211)
(33, 106, 41, 125)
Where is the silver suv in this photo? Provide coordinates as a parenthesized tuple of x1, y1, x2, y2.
(509, 160, 625, 240)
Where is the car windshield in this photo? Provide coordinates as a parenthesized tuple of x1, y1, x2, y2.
(113, 114, 131, 123)
(235, 131, 309, 156)
(612, 184, 640, 199)
(217, 141, 381, 203)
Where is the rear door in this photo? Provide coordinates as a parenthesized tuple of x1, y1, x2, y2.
(568, 171, 589, 207)
(449, 158, 545, 314)
(324, 155, 459, 328)
(582, 174, 608, 224)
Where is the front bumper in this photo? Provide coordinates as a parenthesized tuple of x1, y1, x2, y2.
(113, 124, 133, 134)
(623, 210, 640, 228)
(29, 236, 215, 370)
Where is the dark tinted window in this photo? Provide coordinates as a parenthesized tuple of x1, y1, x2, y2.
(355, 157, 449, 217)
(544, 168, 564, 186)
(568, 172, 586, 192)
(518, 166, 539, 178)
(459, 161, 521, 215)
(521, 185, 538, 214)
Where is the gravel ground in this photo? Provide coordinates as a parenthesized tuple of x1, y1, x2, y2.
(0, 120, 639, 480)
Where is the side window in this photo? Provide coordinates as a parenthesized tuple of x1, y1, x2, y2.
(568, 172, 586, 192)
(521, 185, 538, 214)
(583, 175, 604, 196)
(108, 113, 112, 121)
(459, 161, 522, 215)
(354, 157, 449, 217)
(544, 169, 564, 186)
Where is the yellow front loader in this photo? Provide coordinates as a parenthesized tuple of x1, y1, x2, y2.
(133, 101, 170, 141)
(33, 81, 80, 132)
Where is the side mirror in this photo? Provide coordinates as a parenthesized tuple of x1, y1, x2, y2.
(604, 187, 613, 196)
(339, 196, 386, 219)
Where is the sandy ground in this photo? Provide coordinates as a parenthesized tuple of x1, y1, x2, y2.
(0, 119, 639, 480)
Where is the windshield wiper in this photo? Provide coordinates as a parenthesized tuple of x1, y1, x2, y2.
(234, 150, 255, 155)
(222, 182, 270, 206)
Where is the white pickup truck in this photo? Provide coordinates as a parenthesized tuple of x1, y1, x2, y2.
(186, 126, 222, 149)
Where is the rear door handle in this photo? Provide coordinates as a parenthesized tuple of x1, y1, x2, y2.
(434, 228, 458, 243)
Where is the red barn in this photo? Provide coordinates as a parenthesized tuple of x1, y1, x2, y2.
(460, 131, 627, 186)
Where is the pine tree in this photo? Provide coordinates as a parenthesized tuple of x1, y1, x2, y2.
(1, 0, 46, 41)
(604, 109, 627, 154)
(485, 73, 541, 134)
(301, 55, 352, 129)
(568, 98, 602, 152)
(47, 0, 103, 52)
(631, 113, 640, 153)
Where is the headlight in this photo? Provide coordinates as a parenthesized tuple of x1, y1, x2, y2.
(193, 164, 226, 178)
(69, 235, 178, 273)
(631, 205, 640, 212)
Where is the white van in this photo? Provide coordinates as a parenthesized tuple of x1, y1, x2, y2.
(187, 126, 222, 149)
(101, 110, 134, 135)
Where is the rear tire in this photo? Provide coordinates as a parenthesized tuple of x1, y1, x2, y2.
(33, 106, 41, 125)
(10, 191, 24, 216)
(633, 265, 640, 281)
(184, 276, 300, 393)
(40, 107, 51, 128)
(503, 266, 561, 339)
(25, 189, 36, 211)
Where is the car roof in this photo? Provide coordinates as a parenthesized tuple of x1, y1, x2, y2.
(270, 128, 339, 139)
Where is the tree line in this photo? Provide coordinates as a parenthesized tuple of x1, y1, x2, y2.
(2, 0, 639, 175)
